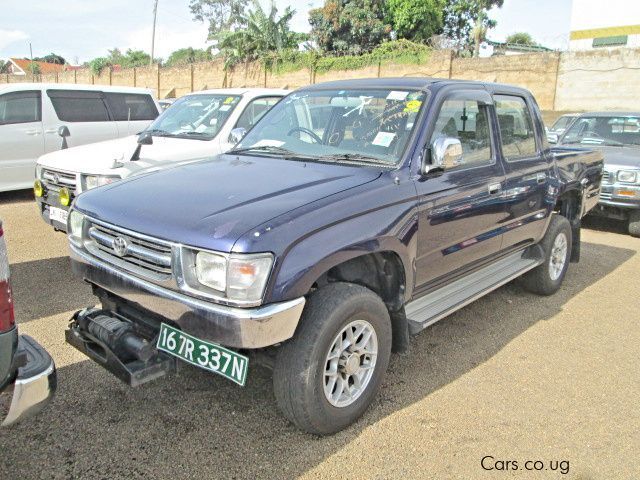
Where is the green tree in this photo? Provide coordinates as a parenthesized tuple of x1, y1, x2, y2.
(165, 47, 213, 67)
(309, 0, 390, 54)
(217, 0, 297, 70)
(27, 62, 41, 75)
(34, 53, 66, 64)
(0, 60, 8, 74)
(505, 32, 536, 46)
(189, 0, 249, 38)
(443, 0, 503, 54)
(385, 0, 445, 43)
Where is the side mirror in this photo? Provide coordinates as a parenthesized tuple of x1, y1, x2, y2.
(58, 125, 70, 150)
(422, 136, 463, 175)
(547, 132, 559, 144)
(228, 127, 247, 145)
(131, 132, 154, 161)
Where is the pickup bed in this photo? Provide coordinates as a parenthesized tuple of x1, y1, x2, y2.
(65, 78, 603, 435)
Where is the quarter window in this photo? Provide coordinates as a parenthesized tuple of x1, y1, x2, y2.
(47, 90, 110, 122)
(234, 96, 282, 130)
(0, 91, 41, 125)
(104, 93, 159, 121)
(430, 98, 492, 167)
(494, 95, 537, 160)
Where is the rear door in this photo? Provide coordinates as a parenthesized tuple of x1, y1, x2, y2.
(414, 89, 507, 290)
(0, 90, 44, 191)
(492, 93, 551, 250)
(44, 89, 118, 152)
(103, 92, 159, 137)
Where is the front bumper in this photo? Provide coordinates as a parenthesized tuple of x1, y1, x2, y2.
(598, 184, 640, 210)
(35, 195, 70, 232)
(1, 335, 56, 427)
(70, 244, 305, 349)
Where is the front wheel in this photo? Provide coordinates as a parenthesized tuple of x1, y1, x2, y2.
(628, 210, 640, 237)
(273, 283, 392, 435)
(521, 215, 573, 296)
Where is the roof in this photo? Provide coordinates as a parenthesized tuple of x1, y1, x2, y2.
(0, 83, 155, 95)
(9, 58, 67, 75)
(195, 87, 290, 96)
(576, 112, 640, 117)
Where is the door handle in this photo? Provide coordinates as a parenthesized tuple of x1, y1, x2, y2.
(488, 182, 502, 195)
(536, 173, 546, 184)
(24, 129, 41, 136)
(44, 128, 59, 134)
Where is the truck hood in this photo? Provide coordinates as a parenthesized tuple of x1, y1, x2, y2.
(74, 154, 382, 252)
(37, 135, 223, 175)
(595, 146, 640, 170)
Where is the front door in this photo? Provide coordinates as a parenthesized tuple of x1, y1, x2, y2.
(414, 90, 506, 292)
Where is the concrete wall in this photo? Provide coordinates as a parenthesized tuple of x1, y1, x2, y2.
(3, 47, 640, 117)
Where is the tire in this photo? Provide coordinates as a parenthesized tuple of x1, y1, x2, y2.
(521, 215, 572, 296)
(273, 282, 392, 435)
(628, 210, 640, 237)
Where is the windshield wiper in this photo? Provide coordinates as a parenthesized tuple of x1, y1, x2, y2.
(143, 129, 174, 137)
(229, 145, 317, 159)
(318, 153, 392, 165)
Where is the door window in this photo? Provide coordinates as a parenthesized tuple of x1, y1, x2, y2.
(0, 91, 41, 125)
(234, 96, 282, 130)
(494, 95, 538, 160)
(430, 98, 492, 167)
(104, 93, 159, 121)
(47, 90, 110, 122)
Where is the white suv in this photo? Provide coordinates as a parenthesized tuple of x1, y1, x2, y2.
(35, 88, 288, 231)
(0, 83, 160, 192)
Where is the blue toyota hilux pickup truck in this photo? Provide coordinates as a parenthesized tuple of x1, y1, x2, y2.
(65, 78, 603, 435)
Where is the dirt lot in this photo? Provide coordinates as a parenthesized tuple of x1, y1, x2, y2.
(0, 190, 638, 480)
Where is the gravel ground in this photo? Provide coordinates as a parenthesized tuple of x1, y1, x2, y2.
(0, 190, 638, 480)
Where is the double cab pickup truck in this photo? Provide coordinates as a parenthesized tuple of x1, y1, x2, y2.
(65, 78, 603, 435)
(553, 112, 640, 236)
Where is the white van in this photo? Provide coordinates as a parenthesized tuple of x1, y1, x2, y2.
(0, 83, 160, 192)
(35, 88, 288, 231)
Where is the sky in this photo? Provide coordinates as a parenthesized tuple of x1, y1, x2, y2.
(1, 0, 573, 65)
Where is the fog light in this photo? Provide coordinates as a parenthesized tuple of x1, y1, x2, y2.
(34, 179, 44, 197)
(59, 187, 71, 206)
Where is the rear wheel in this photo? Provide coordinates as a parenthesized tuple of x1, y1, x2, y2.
(628, 210, 640, 237)
(521, 215, 572, 296)
(273, 282, 392, 435)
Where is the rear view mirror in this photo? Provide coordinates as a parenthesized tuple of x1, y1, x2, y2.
(58, 125, 70, 150)
(547, 132, 559, 144)
(131, 132, 154, 161)
(229, 127, 247, 145)
(422, 136, 463, 175)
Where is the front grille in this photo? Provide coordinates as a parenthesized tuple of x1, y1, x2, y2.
(42, 168, 77, 190)
(599, 190, 613, 201)
(602, 170, 612, 184)
(85, 221, 173, 281)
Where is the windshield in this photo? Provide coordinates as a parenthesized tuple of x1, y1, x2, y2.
(146, 94, 241, 140)
(551, 115, 573, 131)
(232, 88, 428, 166)
(562, 116, 640, 147)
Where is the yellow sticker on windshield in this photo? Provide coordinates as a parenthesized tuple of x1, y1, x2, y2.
(224, 97, 235, 104)
(404, 100, 422, 113)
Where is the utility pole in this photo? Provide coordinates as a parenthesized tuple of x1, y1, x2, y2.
(29, 42, 34, 75)
(150, 0, 158, 66)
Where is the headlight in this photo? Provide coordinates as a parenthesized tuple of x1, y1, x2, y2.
(617, 170, 637, 183)
(68, 210, 85, 246)
(83, 175, 120, 191)
(192, 251, 273, 303)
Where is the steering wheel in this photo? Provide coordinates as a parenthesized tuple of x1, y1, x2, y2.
(287, 127, 322, 144)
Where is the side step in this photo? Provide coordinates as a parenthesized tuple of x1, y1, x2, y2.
(405, 250, 543, 334)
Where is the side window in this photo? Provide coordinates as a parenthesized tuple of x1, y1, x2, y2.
(104, 93, 159, 121)
(0, 91, 41, 125)
(494, 95, 537, 160)
(234, 96, 282, 130)
(430, 98, 492, 167)
(47, 90, 110, 122)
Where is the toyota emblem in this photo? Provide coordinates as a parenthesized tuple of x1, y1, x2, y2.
(113, 236, 129, 257)
(52, 173, 60, 184)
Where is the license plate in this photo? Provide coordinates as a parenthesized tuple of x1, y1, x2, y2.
(49, 206, 68, 225)
(156, 323, 248, 386)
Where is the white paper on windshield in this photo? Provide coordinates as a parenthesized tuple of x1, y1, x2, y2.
(219, 105, 231, 111)
(195, 124, 208, 133)
(386, 91, 409, 101)
(372, 131, 396, 147)
(252, 139, 285, 147)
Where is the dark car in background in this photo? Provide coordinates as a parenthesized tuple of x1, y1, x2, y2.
(556, 112, 640, 236)
(0, 219, 56, 426)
